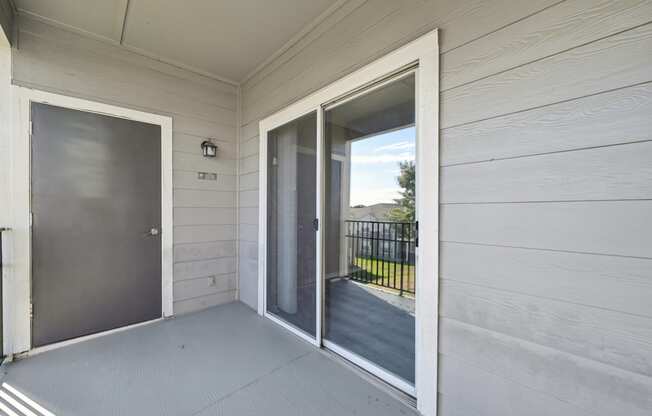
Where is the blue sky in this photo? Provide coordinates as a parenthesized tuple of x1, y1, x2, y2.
(349, 126, 415, 206)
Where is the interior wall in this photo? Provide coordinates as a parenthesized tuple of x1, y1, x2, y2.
(238, 1, 652, 415)
(11, 15, 239, 315)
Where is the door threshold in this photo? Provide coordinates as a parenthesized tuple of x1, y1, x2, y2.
(23, 317, 164, 358)
(319, 346, 417, 409)
(264, 312, 319, 347)
(322, 339, 416, 398)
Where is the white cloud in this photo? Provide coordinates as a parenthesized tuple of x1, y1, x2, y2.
(350, 187, 400, 206)
(374, 141, 415, 152)
(351, 152, 415, 164)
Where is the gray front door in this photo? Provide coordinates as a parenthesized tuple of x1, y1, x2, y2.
(31, 103, 162, 348)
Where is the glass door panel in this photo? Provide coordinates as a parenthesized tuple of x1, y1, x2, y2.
(323, 73, 416, 386)
(266, 112, 317, 338)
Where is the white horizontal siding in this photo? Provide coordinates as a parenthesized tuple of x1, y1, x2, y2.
(441, 279, 652, 376)
(174, 225, 236, 244)
(173, 273, 237, 301)
(439, 319, 652, 416)
(442, 141, 652, 203)
(238, 172, 259, 191)
(174, 207, 236, 226)
(239, 136, 259, 159)
(12, 14, 238, 314)
(174, 257, 237, 282)
(241, 0, 559, 125)
(173, 190, 236, 208)
(438, 354, 593, 416)
(440, 0, 652, 91)
(441, 82, 652, 166)
(238, 0, 652, 414)
(174, 241, 236, 263)
(173, 291, 236, 315)
(442, 23, 652, 128)
(238, 207, 259, 225)
(441, 201, 652, 258)
(238, 190, 259, 208)
(440, 242, 652, 318)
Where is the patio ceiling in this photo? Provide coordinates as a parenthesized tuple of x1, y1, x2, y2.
(13, 0, 341, 82)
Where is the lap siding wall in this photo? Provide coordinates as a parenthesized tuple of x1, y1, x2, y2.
(237, 1, 652, 415)
(11, 15, 240, 315)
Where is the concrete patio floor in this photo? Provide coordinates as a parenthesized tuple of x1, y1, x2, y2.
(0, 302, 417, 416)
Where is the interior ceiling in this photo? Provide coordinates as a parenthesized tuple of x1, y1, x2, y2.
(14, 0, 340, 83)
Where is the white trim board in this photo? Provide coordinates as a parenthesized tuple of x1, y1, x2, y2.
(257, 29, 439, 416)
(5, 86, 174, 356)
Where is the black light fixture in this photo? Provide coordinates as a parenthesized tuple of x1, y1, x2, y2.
(201, 139, 218, 158)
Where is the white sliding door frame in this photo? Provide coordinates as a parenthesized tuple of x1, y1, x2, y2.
(6, 87, 174, 357)
(258, 29, 439, 416)
(258, 107, 323, 347)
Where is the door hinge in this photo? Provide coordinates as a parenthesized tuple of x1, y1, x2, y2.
(29, 302, 34, 319)
(312, 218, 319, 231)
(29, 212, 33, 227)
(29, 121, 33, 137)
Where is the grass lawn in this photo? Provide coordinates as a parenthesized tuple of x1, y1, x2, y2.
(352, 257, 415, 294)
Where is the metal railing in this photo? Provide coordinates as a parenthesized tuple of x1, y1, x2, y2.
(345, 220, 415, 295)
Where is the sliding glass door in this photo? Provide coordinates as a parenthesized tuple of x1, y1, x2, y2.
(263, 73, 418, 393)
(261, 31, 438, 411)
(265, 112, 318, 338)
(322, 73, 417, 391)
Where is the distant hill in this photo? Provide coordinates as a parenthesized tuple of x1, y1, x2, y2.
(348, 203, 398, 221)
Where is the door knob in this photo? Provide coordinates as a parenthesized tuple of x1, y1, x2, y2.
(144, 227, 160, 237)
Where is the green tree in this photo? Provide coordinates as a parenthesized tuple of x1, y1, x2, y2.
(386, 160, 415, 222)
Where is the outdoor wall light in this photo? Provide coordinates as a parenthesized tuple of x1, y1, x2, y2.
(201, 139, 218, 158)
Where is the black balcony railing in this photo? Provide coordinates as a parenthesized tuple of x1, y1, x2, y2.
(345, 220, 416, 296)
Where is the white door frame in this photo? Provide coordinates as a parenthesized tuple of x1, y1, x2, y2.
(5, 87, 174, 356)
(258, 29, 439, 416)
(258, 107, 323, 348)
